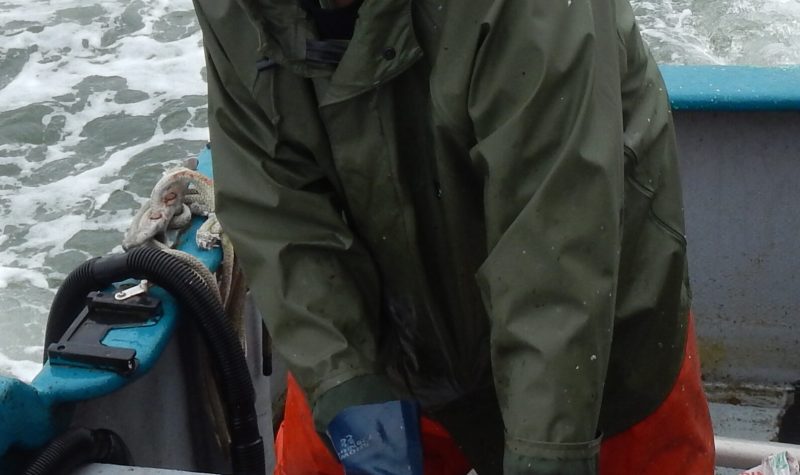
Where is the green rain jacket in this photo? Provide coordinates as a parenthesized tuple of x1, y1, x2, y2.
(193, 0, 691, 472)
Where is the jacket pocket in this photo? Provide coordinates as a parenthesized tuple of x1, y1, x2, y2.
(621, 145, 686, 247)
(616, 145, 689, 324)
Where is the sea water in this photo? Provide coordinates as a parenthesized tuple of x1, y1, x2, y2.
(635, 0, 800, 64)
(1, 0, 800, 382)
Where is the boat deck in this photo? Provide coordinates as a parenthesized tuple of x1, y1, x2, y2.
(709, 383, 795, 474)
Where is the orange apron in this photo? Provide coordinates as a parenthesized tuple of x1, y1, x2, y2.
(275, 314, 714, 475)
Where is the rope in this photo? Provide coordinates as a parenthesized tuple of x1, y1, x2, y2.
(122, 162, 241, 325)
(122, 160, 250, 455)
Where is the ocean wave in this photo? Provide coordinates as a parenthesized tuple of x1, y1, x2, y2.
(0, 351, 42, 383)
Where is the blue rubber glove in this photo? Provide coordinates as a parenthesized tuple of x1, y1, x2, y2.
(326, 400, 423, 475)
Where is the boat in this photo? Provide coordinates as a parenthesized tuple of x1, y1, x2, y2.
(0, 146, 275, 475)
(1, 64, 800, 475)
(661, 64, 800, 474)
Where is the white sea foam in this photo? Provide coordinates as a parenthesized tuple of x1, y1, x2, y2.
(0, 266, 50, 289)
(1, 2, 205, 238)
(631, 0, 800, 64)
(0, 351, 42, 383)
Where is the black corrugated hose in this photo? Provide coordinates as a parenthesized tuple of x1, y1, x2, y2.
(22, 427, 130, 475)
(40, 246, 265, 475)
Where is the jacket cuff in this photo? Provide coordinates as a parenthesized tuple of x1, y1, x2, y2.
(311, 373, 397, 433)
(504, 434, 602, 475)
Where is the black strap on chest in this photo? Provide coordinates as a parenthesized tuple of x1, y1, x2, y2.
(306, 39, 350, 65)
(258, 1, 361, 70)
(256, 39, 348, 70)
(299, 0, 362, 66)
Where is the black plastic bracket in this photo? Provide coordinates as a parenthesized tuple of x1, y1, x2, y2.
(47, 289, 162, 375)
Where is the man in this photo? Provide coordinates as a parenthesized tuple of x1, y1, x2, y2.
(192, 0, 715, 472)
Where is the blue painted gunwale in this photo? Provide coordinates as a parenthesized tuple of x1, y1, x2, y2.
(660, 65, 800, 111)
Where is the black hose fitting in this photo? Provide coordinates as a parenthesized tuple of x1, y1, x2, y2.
(43, 247, 265, 474)
(23, 427, 131, 475)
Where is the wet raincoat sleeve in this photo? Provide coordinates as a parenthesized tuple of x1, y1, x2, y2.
(194, 0, 394, 427)
(467, 0, 624, 472)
